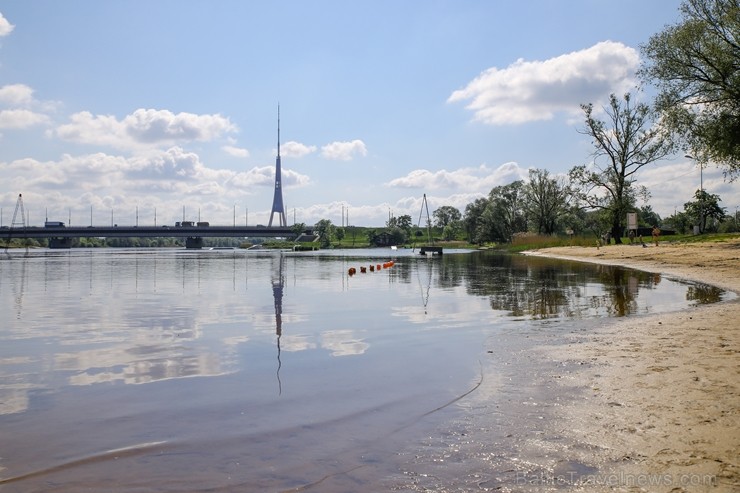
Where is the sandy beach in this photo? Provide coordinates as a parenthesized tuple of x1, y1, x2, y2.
(526, 237, 740, 492)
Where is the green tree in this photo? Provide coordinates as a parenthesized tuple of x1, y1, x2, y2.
(314, 219, 334, 248)
(640, 0, 740, 179)
(570, 92, 674, 244)
(395, 214, 413, 233)
(524, 168, 569, 235)
(683, 189, 727, 232)
(433, 205, 463, 240)
(486, 181, 526, 243)
(472, 180, 527, 244)
(638, 204, 662, 227)
(664, 210, 692, 233)
(463, 197, 490, 244)
(432, 206, 462, 227)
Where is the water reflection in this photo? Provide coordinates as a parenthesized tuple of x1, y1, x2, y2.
(686, 283, 725, 303)
(0, 249, 731, 419)
(0, 248, 733, 491)
(272, 253, 284, 394)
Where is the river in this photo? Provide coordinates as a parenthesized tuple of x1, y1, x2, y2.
(0, 247, 729, 492)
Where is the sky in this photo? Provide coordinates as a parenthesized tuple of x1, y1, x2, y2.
(0, 0, 737, 228)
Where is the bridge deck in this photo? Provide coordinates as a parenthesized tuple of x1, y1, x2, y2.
(2, 225, 300, 239)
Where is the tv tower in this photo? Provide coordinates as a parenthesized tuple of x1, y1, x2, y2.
(268, 105, 287, 227)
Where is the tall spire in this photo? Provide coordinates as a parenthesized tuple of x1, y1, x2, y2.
(268, 104, 287, 227)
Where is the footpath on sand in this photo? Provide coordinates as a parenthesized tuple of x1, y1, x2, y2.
(524, 238, 740, 492)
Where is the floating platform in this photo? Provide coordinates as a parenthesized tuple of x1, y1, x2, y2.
(419, 246, 443, 255)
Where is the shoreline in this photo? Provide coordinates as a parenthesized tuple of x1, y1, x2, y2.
(525, 239, 740, 492)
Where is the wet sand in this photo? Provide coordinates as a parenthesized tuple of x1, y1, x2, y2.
(526, 237, 740, 492)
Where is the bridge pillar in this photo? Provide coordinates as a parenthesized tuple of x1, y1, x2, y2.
(49, 237, 73, 249)
(185, 237, 204, 249)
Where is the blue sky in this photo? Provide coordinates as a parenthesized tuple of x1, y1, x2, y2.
(1, 1, 737, 227)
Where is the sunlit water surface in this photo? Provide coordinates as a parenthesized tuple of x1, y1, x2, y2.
(0, 248, 730, 492)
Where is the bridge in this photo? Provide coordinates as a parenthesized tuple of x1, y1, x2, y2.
(4, 111, 312, 250)
(3, 224, 309, 249)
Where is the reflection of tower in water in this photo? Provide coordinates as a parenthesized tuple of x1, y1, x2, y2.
(417, 259, 434, 315)
(272, 253, 286, 394)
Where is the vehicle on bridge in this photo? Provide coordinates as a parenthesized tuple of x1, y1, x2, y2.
(44, 221, 65, 228)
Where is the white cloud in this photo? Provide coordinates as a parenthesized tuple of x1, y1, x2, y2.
(281, 141, 317, 158)
(386, 162, 529, 192)
(0, 109, 50, 129)
(0, 84, 34, 106)
(222, 145, 249, 158)
(448, 41, 639, 125)
(125, 109, 235, 142)
(54, 109, 237, 150)
(0, 12, 14, 37)
(231, 165, 311, 189)
(0, 145, 294, 211)
(636, 160, 740, 219)
(321, 139, 367, 161)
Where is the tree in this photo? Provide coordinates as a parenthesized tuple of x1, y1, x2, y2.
(395, 214, 413, 233)
(314, 219, 334, 248)
(433, 206, 463, 240)
(486, 181, 526, 243)
(638, 204, 662, 227)
(640, 0, 740, 179)
(683, 189, 727, 232)
(291, 222, 307, 236)
(463, 197, 490, 244)
(386, 214, 412, 231)
(570, 92, 674, 243)
(432, 206, 462, 227)
(664, 210, 692, 233)
(523, 168, 569, 235)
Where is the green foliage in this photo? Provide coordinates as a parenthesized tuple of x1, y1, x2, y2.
(664, 210, 692, 234)
(314, 219, 335, 248)
(524, 168, 570, 235)
(640, 0, 740, 179)
(638, 205, 662, 227)
(432, 206, 462, 227)
(464, 197, 490, 245)
(683, 188, 727, 232)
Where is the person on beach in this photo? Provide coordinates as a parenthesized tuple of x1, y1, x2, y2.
(628, 229, 635, 244)
(652, 226, 660, 246)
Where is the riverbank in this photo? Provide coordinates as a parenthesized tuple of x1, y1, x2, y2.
(526, 238, 740, 492)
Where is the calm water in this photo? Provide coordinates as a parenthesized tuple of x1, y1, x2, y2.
(0, 248, 729, 492)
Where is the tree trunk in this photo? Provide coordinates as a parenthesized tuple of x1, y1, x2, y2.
(611, 215, 623, 245)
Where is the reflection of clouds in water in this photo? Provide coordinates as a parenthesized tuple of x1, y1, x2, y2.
(0, 388, 30, 416)
(65, 353, 229, 386)
(251, 312, 308, 331)
(280, 334, 317, 352)
(222, 335, 250, 346)
(320, 329, 369, 357)
(392, 295, 493, 326)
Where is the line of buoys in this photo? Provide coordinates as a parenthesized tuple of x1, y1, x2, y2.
(348, 260, 395, 276)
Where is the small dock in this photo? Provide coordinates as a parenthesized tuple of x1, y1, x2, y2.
(419, 246, 443, 255)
